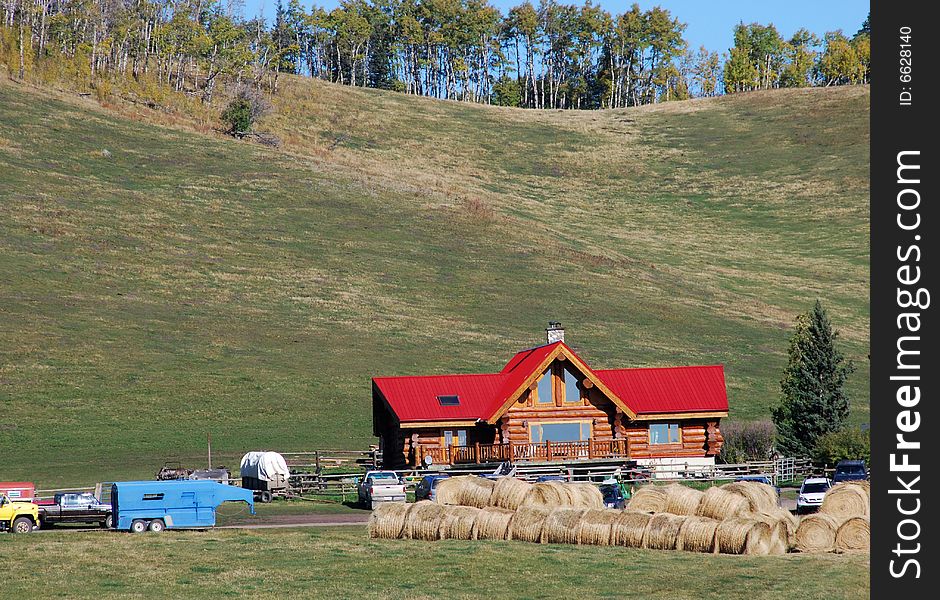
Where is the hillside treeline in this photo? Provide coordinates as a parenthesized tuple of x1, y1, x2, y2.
(1, 0, 870, 109)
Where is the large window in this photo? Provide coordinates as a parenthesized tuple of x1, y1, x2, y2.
(649, 423, 681, 445)
(563, 367, 580, 403)
(536, 369, 553, 404)
(529, 421, 591, 443)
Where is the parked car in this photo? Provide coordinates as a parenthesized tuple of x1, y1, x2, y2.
(38, 492, 112, 528)
(735, 475, 781, 497)
(414, 474, 450, 502)
(358, 471, 406, 509)
(797, 477, 832, 514)
(599, 483, 626, 509)
(536, 475, 567, 483)
(833, 460, 868, 483)
(0, 493, 39, 533)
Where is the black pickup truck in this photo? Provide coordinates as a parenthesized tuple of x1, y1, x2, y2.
(38, 492, 113, 528)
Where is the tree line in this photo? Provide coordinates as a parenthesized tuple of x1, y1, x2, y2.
(0, 1, 870, 110)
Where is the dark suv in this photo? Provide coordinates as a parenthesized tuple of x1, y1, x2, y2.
(833, 460, 868, 483)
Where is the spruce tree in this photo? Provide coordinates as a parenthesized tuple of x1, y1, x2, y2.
(771, 300, 854, 457)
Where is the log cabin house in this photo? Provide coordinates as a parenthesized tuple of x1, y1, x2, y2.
(372, 324, 727, 469)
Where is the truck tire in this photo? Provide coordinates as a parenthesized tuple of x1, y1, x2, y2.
(103, 515, 114, 529)
(130, 519, 148, 533)
(148, 519, 165, 533)
(11, 517, 33, 534)
(260, 491, 273, 503)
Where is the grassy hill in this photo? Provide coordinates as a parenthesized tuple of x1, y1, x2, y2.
(0, 77, 869, 486)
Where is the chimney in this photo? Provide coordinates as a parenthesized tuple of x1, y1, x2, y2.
(546, 321, 565, 345)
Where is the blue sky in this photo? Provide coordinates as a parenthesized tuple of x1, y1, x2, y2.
(241, 0, 869, 54)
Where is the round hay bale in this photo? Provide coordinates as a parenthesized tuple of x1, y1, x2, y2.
(510, 506, 551, 544)
(835, 516, 870, 553)
(715, 518, 773, 555)
(627, 485, 667, 513)
(754, 507, 799, 550)
(663, 484, 704, 516)
(697, 486, 750, 520)
(522, 482, 567, 508)
(543, 508, 587, 544)
(723, 481, 779, 513)
(434, 476, 495, 508)
(491, 477, 531, 511)
(611, 510, 654, 548)
(368, 502, 410, 539)
(549, 481, 577, 506)
(473, 506, 514, 541)
(675, 515, 719, 553)
(568, 483, 604, 509)
(577, 509, 620, 546)
(820, 482, 869, 520)
(438, 505, 482, 540)
(644, 513, 687, 551)
(794, 513, 840, 553)
(403, 500, 446, 541)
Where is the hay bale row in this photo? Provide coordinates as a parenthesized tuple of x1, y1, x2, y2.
(835, 516, 870, 553)
(820, 481, 870, 521)
(437, 477, 603, 510)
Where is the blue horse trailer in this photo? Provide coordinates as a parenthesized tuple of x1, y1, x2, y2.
(111, 480, 254, 532)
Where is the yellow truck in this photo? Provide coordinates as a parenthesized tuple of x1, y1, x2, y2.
(0, 493, 39, 533)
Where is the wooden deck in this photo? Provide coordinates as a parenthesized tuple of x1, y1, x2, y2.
(416, 439, 629, 466)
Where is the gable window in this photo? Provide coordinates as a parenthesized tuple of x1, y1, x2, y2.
(536, 369, 553, 404)
(529, 421, 591, 443)
(563, 367, 581, 403)
(649, 423, 681, 445)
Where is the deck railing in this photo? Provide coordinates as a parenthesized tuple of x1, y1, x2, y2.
(416, 439, 630, 466)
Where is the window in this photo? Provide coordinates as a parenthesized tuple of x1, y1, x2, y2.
(649, 423, 681, 445)
(536, 369, 553, 404)
(529, 421, 591, 443)
(563, 368, 580, 403)
(443, 430, 467, 447)
(142, 493, 165, 501)
(437, 395, 460, 406)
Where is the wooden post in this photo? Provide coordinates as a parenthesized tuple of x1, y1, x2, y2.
(546, 440, 553, 461)
(207, 431, 212, 469)
(588, 438, 595, 459)
(475, 442, 481, 464)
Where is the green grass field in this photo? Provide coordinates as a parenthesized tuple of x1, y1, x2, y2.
(0, 78, 869, 487)
(5, 526, 869, 599)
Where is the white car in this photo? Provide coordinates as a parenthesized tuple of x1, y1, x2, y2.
(797, 477, 832, 514)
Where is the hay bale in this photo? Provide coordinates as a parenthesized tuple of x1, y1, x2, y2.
(820, 482, 870, 520)
(522, 482, 567, 508)
(368, 502, 409, 539)
(403, 500, 446, 541)
(474, 506, 514, 541)
(438, 505, 482, 540)
(543, 508, 587, 544)
(697, 486, 750, 520)
(794, 513, 840, 553)
(611, 510, 653, 548)
(643, 513, 687, 550)
(491, 477, 531, 511)
(577, 509, 620, 546)
(753, 507, 799, 550)
(510, 506, 551, 544)
(434, 476, 495, 508)
(568, 483, 604, 509)
(676, 516, 719, 553)
(835, 516, 870, 553)
(723, 481, 779, 513)
(715, 518, 774, 555)
(627, 485, 667, 512)
(663, 484, 704, 516)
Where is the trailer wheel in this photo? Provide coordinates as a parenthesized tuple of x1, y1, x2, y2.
(130, 519, 148, 533)
(148, 519, 165, 533)
(11, 517, 33, 534)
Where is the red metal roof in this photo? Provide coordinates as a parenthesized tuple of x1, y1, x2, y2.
(594, 365, 728, 414)
(373, 343, 728, 423)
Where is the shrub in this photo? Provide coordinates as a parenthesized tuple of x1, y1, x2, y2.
(221, 84, 271, 136)
(813, 428, 870, 466)
(718, 420, 776, 463)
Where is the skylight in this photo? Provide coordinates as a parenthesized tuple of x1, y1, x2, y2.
(437, 395, 460, 406)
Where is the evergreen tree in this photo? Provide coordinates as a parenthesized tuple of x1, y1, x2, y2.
(771, 300, 855, 457)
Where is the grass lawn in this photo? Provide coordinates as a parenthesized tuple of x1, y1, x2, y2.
(5, 526, 869, 599)
(0, 78, 869, 487)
